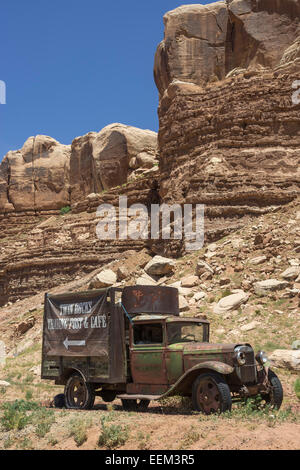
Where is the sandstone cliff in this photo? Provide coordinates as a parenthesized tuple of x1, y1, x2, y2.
(0, 0, 299, 305)
(154, 0, 300, 255)
(0, 124, 157, 216)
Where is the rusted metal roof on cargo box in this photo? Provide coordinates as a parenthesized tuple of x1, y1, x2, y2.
(122, 286, 179, 316)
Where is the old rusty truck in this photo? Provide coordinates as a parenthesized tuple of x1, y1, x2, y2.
(41, 285, 283, 414)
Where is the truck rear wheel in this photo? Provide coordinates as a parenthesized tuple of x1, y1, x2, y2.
(64, 372, 95, 410)
(121, 399, 150, 412)
(192, 372, 232, 415)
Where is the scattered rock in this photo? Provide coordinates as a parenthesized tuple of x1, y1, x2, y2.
(253, 279, 289, 295)
(213, 291, 249, 315)
(281, 266, 300, 280)
(195, 260, 214, 277)
(89, 269, 117, 288)
(15, 316, 36, 336)
(193, 292, 206, 301)
(240, 321, 261, 332)
(207, 243, 218, 252)
(135, 272, 157, 286)
(29, 365, 41, 376)
(269, 350, 300, 372)
(144, 256, 176, 276)
(250, 256, 267, 265)
(181, 275, 199, 288)
(179, 295, 189, 312)
(116, 266, 130, 282)
(254, 234, 264, 246)
(292, 340, 300, 350)
(0, 380, 10, 387)
(219, 277, 230, 286)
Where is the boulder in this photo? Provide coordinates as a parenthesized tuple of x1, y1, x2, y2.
(213, 291, 249, 314)
(144, 255, 176, 276)
(193, 292, 206, 301)
(195, 260, 214, 277)
(181, 275, 199, 288)
(292, 340, 300, 350)
(281, 267, 300, 280)
(89, 269, 117, 288)
(253, 279, 289, 295)
(135, 272, 157, 286)
(269, 350, 300, 372)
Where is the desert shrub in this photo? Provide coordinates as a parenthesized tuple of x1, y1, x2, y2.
(0, 399, 39, 431)
(25, 390, 33, 400)
(32, 408, 55, 437)
(1, 406, 29, 431)
(68, 416, 92, 447)
(98, 417, 129, 449)
(60, 205, 71, 215)
(17, 437, 34, 450)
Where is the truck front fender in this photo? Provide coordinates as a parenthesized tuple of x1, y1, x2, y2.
(162, 361, 234, 398)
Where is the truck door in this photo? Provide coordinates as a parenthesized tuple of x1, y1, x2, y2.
(130, 322, 168, 385)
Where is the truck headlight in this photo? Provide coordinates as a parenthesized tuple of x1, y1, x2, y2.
(255, 350, 268, 365)
(235, 346, 246, 365)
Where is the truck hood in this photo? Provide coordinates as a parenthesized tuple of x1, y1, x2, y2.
(167, 342, 240, 353)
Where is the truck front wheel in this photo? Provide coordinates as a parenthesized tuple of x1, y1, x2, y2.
(262, 369, 283, 410)
(64, 372, 95, 410)
(192, 372, 232, 415)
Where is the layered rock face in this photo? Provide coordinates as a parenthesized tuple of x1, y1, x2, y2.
(154, 0, 300, 253)
(0, 125, 157, 305)
(0, 124, 157, 214)
(0, 125, 157, 239)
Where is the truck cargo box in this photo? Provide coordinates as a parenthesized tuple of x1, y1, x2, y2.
(41, 288, 126, 384)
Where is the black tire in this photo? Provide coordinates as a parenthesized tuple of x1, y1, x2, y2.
(121, 399, 150, 412)
(262, 369, 283, 410)
(100, 390, 117, 403)
(53, 393, 65, 408)
(64, 372, 95, 410)
(192, 372, 232, 414)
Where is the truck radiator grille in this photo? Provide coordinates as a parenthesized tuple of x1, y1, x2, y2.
(236, 347, 257, 384)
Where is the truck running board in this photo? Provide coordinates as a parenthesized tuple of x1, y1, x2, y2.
(117, 394, 161, 401)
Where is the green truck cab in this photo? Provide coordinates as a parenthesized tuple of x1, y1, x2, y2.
(41, 285, 283, 414)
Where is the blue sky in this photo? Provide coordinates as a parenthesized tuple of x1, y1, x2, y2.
(0, 0, 216, 161)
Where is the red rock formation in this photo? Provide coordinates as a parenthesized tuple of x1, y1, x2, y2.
(70, 123, 157, 203)
(154, 0, 300, 254)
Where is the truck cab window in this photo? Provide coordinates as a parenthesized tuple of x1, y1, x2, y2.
(134, 323, 163, 345)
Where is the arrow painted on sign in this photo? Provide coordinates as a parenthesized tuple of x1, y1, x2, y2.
(63, 337, 86, 350)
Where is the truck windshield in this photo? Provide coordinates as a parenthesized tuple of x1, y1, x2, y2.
(167, 322, 204, 344)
